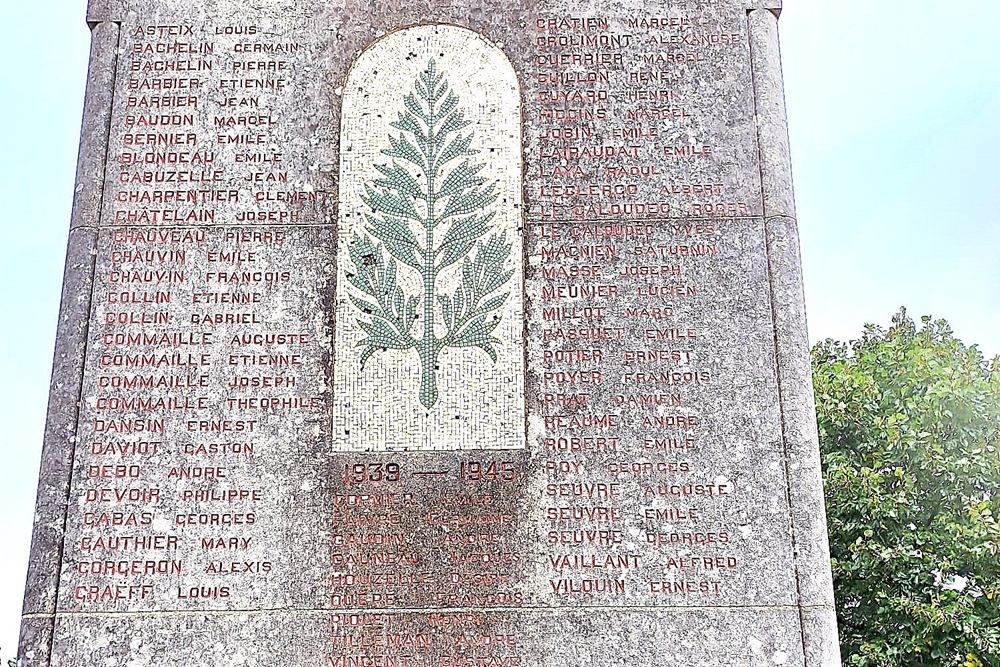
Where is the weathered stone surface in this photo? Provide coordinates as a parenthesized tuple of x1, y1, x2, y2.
(23, 1, 840, 665)
(18, 228, 99, 666)
(71, 21, 119, 230)
(750, 7, 840, 665)
(16, 616, 53, 667)
(749, 8, 795, 218)
(21, 227, 98, 617)
(46, 608, 811, 665)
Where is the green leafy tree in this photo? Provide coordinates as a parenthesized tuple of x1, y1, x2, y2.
(813, 310, 1000, 666)
(346, 59, 512, 408)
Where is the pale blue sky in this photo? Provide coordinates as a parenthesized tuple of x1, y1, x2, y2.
(1, 0, 998, 657)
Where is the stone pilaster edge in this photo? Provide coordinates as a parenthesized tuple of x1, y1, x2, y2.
(71, 21, 119, 230)
(748, 8, 842, 667)
(745, 0, 782, 17)
(87, 0, 114, 25)
(18, 20, 120, 667)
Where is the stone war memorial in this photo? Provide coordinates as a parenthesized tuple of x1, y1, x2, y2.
(19, 0, 842, 665)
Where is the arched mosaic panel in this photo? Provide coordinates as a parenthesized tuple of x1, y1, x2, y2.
(333, 24, 524, 451)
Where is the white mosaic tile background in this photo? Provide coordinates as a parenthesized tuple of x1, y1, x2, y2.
(333, 24, 525, 451)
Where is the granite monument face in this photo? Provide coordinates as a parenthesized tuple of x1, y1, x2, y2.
(19, 0, 841, 665)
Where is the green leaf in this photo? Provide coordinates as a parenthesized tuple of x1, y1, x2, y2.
(454, 282, 466, 321)
(362, 183, 420, 220)
(364, 215, 422, 270)
(438, 295, 453, 330)
(442, 183, 499, 218)
(390, 112, 426, 143)
(438, 132, 475, 165)
(403, 93, 430, 124)
(437, 212, 494, 271)
(438, 92, 458, 118)
(436, 110, 471, 139)
(438, 160, 487, 197)
(358, 316, 413, 351)
(383, 133, 424, 168)
(480, 292, 509, 313)
(405, 296, 418, 330)
(373, 162, 426, 200)
(349, 294, 378, 316)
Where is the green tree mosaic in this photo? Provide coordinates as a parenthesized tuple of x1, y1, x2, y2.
(346, 59, 513, 409)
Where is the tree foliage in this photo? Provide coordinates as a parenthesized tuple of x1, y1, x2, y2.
(813, 310, 1000, 666)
